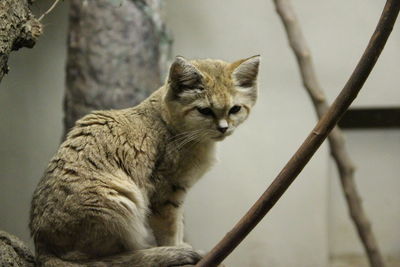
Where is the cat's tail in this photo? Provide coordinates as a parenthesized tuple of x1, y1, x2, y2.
(36, 245, 202, 267)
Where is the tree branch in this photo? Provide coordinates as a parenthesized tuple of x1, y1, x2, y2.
(273, 0, 385, 266)
(38, 0, 62, 21)
(195, 0, 400, 266)
(0, 0, 42, 82)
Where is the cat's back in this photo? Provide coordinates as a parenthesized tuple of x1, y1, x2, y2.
(30, 103, 168, 235)
(35, 103, 166, 189)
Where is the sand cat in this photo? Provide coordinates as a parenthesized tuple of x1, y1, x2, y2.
(30, 55, 260, 266)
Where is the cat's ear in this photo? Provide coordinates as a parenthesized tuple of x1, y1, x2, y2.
(167, 56, 203, 97)
(231, 55, 260, 88)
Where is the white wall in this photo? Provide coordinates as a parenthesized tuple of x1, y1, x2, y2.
(328, 130, 400, 259)
(291, 0, 400, 108)
(0, 0, 399, 266)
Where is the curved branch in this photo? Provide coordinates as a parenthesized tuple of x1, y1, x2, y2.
(273, 0, 385, 266)
(195, 0, 400, 266)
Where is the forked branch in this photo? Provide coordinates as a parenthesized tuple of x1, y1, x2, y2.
(273, 0, 385, 266)
(195, 0, 400, 266)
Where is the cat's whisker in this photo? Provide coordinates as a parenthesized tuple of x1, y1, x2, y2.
(168, 129, 204, 146)
(175, 132, 202, 151)
(183, 131, 215, 170)
(184, 130, 211, 151)
(170, 128, 204, 143)
(174, 130, 205, 151)
(169, 132, 199, 149)
(176, 129, 214, 151)
(168, 128, 204, 141)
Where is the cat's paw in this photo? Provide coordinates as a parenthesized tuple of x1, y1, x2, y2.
(178, 242, 194, 249)
(165, 246, 202, 267)
(188, 249, 227, 267)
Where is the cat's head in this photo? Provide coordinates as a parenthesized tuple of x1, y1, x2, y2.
(163, 55, 260, 142)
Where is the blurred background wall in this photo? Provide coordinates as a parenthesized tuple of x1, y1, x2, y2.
(0, 0, 399, 266)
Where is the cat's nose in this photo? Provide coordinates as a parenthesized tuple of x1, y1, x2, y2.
(217, 119, 229, 133)
(217, 126, 228, 133)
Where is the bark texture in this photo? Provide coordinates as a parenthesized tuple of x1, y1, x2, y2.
(0, 0, 42, 82)
(0, 230, 36, 267)
(273, 0, 386, 266)
(64, 0, 171, 134)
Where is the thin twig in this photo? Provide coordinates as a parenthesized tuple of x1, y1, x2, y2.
(38, 0, 61, 21)
(273, 0, 386, 266)
(195, 0, 400, 266)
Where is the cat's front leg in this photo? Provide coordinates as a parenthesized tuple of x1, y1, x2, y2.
(149, 195, 187, 246)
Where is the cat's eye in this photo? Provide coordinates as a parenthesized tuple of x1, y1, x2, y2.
(197, 107, 215, 117)
(229, 105, 241, 114)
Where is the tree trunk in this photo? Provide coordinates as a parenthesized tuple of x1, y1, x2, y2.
(64, 0, 171, 135)
(0, 230, 36, 267)
(0, 0, 42, 82)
